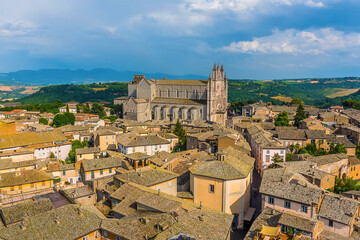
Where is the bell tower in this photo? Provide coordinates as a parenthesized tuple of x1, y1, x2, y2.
(207, 64, 228, 125)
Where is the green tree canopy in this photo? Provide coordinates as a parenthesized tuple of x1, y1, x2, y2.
(291, 98, 303, 105)
(173, 119, 186, 152)
(294, 102, 306, 126)
(67, 140, 89, 163)
(275, 111, 290, 126)
(91, 103, 106, 118)
(52, 112, 75, 128)
(39, 118, 48, 125)
(333, 177, 360, 194)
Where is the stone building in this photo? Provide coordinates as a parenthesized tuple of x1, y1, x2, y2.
(122, 64, 228, 125)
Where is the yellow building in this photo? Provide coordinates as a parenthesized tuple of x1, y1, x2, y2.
(75, 147, 101, 162)
(81, 157, 123, 182)
(0, 169, 54, 195)
(189, 146, 255, 229)
(94, 130, 117, 151)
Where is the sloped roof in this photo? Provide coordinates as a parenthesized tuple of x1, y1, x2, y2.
(260, 168, 322, 205)
(60, 185, 94, 201)
(75, 147, 100, 155)
(0, 170, 54, 187)
(155, 79, 208, 86)
(0, 198, 54, 227)
(319, 194, 359, 225)
(81, 157, 124, 172)
(189, 147, 254, 180)
(117, 134, 170, 147)
(0, 204, 105, 240)
(115, 167, 178, 187)
(0, 129, 67, 149)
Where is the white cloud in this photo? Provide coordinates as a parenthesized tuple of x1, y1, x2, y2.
(222, 28, 360, 55)
(184, 0, 327, 12)
(0, 20, 36, 36)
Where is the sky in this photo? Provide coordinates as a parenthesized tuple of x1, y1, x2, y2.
(1, 0, 360, 79)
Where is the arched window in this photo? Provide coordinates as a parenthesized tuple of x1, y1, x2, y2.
(167, 89, 170, 98)
(176, 89, 179, 98)
(185, 89, 188, 98)
(194, 90, 198, 99)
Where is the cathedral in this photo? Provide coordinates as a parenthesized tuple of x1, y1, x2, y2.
(122, 64, 228, 125)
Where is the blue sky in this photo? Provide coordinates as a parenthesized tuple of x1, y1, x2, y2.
(1, 0, 360, 79)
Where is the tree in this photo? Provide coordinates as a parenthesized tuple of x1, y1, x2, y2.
(272, 153, 283, 163)
(294, 102, 306, 127)
(333, 177, 360, 194)
(66, 104, 69, 113)
(173, 119, 186, 151)
(331, 143, 347, 154)
(275, 111, 290, 126)
(39, 117, 48, 125)
(67, 140, 89, 163)
(291, 98, 303, 105)
(91, 103, 106, 118)
(52, 112, 75, 127)
(83, 103, 91, 114)
(49, 152, 55, 158)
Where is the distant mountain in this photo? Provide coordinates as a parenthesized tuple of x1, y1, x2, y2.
(0, 68, 207, 86)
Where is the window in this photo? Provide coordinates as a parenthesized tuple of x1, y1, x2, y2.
(31, 183, 35, 188)
(176, 89, 179, 98)
(100, 169, 103, 175)
(63, 170, 66, 176)
(280, 150, 284, 154)
(106, 136, 108, 139)
(268, 196, 274, 204)
(284, 201, 291, 209)
(168, 181, 172, 187)
(103, 231, 107, 238)
(265, 155, 270, 162)
(327, 177, 329, 182)
(159, 89, 161, 97)
(10, 186, 14, 191)
(329, 220, 333, 227)
(191, 138, 194, 143)
(82, 237, 88, 240)
(301, 205, 308, 213)
(116, 236, 121, 240)
(266, 150, 270, 154)
(185, 89, 188, 98)
(42, 181, 45, 186)
(209, 184, 215, 193)
(112, 135, 115, 139)
(109, 168, 112, 174)
(106, 142, 109, 146)
(91, 171, 95, 179)
(19, 185, 22, 190)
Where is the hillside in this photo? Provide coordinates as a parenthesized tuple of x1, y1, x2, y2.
(12, 77, 360, 107)
(19, 83, 127, 104)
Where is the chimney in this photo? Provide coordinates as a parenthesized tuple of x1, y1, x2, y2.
(270, 209, 275, 215)
(217, 152, 225, 161)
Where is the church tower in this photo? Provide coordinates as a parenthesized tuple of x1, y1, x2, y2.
(207, 64, 228, 125)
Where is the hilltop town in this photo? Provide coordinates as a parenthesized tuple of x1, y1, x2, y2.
(1, 65, 360, 240)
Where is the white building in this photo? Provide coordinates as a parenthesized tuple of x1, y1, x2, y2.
(117, 133, 171, 155)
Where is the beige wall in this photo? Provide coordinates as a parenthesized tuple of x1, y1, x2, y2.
(150, 178, 177, 196)
(191, 173, 223, 212)
(76, 153, 95, 162)
(98, 135, 116, 151)
(0, 152, 34, 162)
(262, 195, 315, 219)
(84, 167, 116, 181)
(0, 180, 53, 195)
(320, 217, 352, 237)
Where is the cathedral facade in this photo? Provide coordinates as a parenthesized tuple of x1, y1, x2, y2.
(123, 64, 228, 125)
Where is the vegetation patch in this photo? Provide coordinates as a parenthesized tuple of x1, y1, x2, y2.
(271, 95, 292, 102)
(325, 88, 359, 98)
